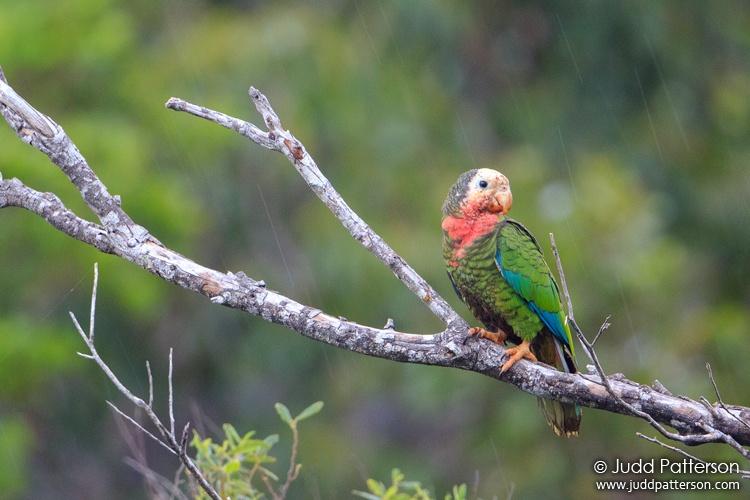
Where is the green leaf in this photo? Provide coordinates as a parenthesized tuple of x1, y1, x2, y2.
(400, 481, 423, 489)
(264, 434, 280, 446)
(232, 438, 268, 456)
(385, 484, 399, 497)
(190, 432, 212, 455)
(224, 459, 241, 474)
(295, 401, 324, 422)
(367, 478, 386, 495)
(223, 423, 242, 446)
(452, 484, 467, 500)
(274, 402, 292, 425)
(352, 491, 382, 500)
(259, 466, 279, 481)
(390, 468, 405, 485)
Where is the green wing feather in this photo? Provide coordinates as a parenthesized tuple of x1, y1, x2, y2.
(495, 220, 575, 357)
(496, 220, 581, 436)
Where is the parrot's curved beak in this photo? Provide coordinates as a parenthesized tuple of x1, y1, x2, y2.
(489, 189, 512, 215)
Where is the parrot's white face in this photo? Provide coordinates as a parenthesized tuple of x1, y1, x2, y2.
(463, 168, 513, 217)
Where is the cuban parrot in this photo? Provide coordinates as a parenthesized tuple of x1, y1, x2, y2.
(441, 168, 581, 436)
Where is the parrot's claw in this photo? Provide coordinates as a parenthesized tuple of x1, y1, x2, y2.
(468, 327, 507, 345)
(500, 339, 537, 373)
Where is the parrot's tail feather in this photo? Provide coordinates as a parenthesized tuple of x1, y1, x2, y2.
(529, 335, 582, 435)
(538, 337, 581, 436)
(537, 397, 581, 437)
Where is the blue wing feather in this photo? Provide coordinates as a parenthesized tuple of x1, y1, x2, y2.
(497, 251, 572, 351)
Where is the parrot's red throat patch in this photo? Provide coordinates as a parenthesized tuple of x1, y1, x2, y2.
(442, 212, 500, 262)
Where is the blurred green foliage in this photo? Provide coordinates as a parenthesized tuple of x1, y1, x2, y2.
(191, 401, 321, 499)
(2, 1, 750, 498)
(192, 423, 280, 499)
(354, 468, 466, 500)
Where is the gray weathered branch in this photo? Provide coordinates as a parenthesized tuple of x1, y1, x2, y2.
(2, 67, 750, 463)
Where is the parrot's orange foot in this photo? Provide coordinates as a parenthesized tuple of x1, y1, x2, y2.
(468, 327, 507, 345)
(501, 339, 537, 373)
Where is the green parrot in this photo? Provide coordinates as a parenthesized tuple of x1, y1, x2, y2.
(442, 168, 581, 436)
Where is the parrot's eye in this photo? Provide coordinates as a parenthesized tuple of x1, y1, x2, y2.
(477, 179, 489, 189)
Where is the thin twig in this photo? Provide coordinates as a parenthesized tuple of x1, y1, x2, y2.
(147, 361, 154, 408)
(636, 433, 709, 463)
(71, 266, 223, 500)
(707, 363, 750, 432)
(279, 422, 300, 499)
(89, 263, 98, 342)
(180, 423, 190, 455)
(641, 427, 750, 476)
(106, 401, 176, 455)
(697, 422, 750, 461)
(263, 475, 280, 500)
(169, 348, 176, 437)
(549, 233, 575, 324)
(591, 315, 610, 347)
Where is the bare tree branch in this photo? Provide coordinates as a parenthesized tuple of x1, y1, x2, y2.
(165, 92, 463, 330)
(2, 67, 750, 463)
(0, 177, 116, 254)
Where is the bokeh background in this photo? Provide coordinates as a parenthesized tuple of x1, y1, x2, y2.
(2, 1, 750, 498)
